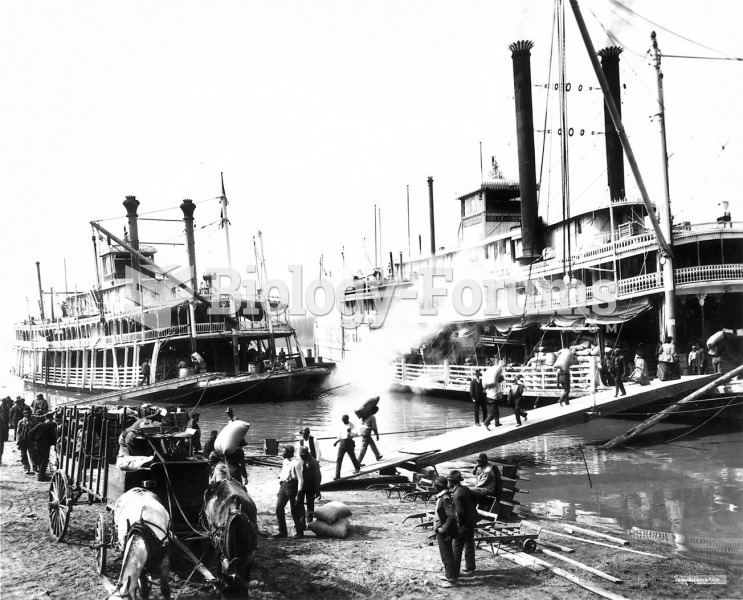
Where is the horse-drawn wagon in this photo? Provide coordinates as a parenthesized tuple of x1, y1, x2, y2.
(48, 404, 257, 598)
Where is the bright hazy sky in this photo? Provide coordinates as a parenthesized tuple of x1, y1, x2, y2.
(1, 0, 741, 344)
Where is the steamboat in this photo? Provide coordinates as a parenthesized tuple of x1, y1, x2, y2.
(12, 191, 330, 403)
(317, 3, 743, 400)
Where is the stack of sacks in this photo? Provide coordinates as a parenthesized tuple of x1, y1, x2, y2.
(308, 501, 352, 539)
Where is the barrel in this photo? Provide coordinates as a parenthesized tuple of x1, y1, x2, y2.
(179, 367, 193, 378)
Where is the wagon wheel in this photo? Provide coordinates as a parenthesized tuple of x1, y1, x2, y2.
(95, 512, 108, 575)
(48, 471, 72, 541)
(521, 538, 537, 554)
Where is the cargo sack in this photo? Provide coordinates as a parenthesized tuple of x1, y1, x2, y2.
(314, 501, 352, 524)
(308, 517, 350, 539)
(355, 396, 379, 419)
(215, 420, 250, 454)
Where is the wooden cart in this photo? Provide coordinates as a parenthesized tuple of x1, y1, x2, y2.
(48, 405, 210, 576)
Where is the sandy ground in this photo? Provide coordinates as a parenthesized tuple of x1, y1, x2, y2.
(1, 439, 741, 600)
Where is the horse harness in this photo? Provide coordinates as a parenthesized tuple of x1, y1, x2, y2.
(125, 518, 170, 573)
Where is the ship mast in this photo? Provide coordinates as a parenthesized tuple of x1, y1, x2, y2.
(220, 172, 233, 270)
(650, 31, 677, 342)
(568, 0, 676, 341)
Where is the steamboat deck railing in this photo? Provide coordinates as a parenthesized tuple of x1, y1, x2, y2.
(392, 357, 600, 397)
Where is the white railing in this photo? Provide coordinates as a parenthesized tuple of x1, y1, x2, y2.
(616, 271, 663, 296)
(673, 221, 742, 238)
(675, 264, 743, 285)
(392, 357, 599, 396)
(43, 365, 139, 390)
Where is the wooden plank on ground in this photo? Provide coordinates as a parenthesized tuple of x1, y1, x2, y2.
(564, 525, 629, 545)
(540, 548, 623, 583)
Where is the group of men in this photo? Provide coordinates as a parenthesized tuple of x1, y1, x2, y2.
(469, 371, 528, 428)
(273, 427, 323, 539)
(1, 394, 58, 481)
(433, 453, 503, 588)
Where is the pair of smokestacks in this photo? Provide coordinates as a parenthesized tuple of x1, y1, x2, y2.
(123, 195, 198, 292)
(510, 41, 625, 261)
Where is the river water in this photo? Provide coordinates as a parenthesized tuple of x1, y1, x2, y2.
(3, 375, 741, 571)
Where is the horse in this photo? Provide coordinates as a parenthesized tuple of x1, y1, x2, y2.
(202, 462, 258, 588)
(108, 488, 172, 600)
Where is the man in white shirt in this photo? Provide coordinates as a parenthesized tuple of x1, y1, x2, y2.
(274, 445, 305, 538)
(333, 414, 361, 480)
(296, 426, 321, 461)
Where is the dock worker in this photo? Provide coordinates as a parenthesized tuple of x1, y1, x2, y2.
(274, 445, 305, 539)
(611, 350, 627, 397)
(470, 370, 486, 426)
(447, 470, 478, 579)
(508, 374, 528, 426)
(31, 394, 49, 416)
(116, 410, 165, 471)
(483, 375, 503, 430)
(297, 446, 322, 526)
(139, 359, 151, 386)
(296, 426, 321, 461)
(358, 405, 383, 463)
(16, 406, 38, 475)
(557, 365, 571, 407)
(9, 397, 27, 440)
(469, 453, 502, 506)
(433, 475, 458, 588)
(28, 412, 57, 481)
(203, 430, 218, 458)
(333, 414, 361, 480)
(191, 351, 206, 374)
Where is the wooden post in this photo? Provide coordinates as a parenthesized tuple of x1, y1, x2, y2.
(603, 365, 743, 449)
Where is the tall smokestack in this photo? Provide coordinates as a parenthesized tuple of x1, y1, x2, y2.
(510, 40, 541, 261)
(180, 199, 198, 293)
(123, 195, 140, 272)
(36, 261, 45, 320)
(598, 46, 625, 202)
(428, 176, 436, 255)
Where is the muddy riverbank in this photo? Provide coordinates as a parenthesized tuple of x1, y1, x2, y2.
(0, 439, 740, 599)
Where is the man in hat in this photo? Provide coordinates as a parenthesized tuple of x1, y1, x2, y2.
(332, 414, 361, 480)
(188, 412, 201, 452)
(433, 475, 458, 588)
(358, 405, 383, 463)
(296, 426, 321, 461)
(508, 375, 528, 426)
(274, 445, 305, 539)
(28, 412, 57, 481)
(203, 430, 218, 458)
(297, 446, 322, 526)
(9, 397, 27, 440)
(447, 470, 479, 577)
(31, 394, 48, 416)
(139, 359, 151, 386)
(225, 406, 237, 422)
(469, 369, 486, 426)
(469, 453, 502, 506)
(15, 406, 38, 475)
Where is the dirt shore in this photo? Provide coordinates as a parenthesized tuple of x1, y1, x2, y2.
(1, 439, 740, 600)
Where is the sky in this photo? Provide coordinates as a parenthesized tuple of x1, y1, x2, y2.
(1, 0, 741, 354)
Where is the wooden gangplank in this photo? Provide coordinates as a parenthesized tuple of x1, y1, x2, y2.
(316, 375, 714, 486)
(404, 374, 716, 466)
